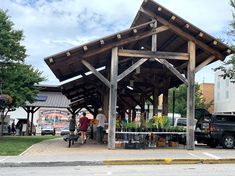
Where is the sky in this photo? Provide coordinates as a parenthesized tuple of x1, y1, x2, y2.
(0, 0, 233, 85)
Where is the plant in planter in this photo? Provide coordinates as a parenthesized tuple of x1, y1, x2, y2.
(126, 122, 139, 132)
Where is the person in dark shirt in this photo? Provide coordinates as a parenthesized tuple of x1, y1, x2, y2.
(69, 117, 76, 135)
(79, 112, 90, 144)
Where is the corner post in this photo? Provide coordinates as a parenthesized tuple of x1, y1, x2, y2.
(187, 41, 196, 150)
(108, 47, 118, 149)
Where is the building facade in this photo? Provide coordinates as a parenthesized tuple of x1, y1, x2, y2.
(199, 83, 214, 113)
(214, 71, 235, 113)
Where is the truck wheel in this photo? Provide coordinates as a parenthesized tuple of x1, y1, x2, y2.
(222, 135, 234, 149)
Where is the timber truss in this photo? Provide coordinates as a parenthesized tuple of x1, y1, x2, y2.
(45, 0, 233, 150)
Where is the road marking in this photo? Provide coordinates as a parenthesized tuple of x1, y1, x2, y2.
(188, 153, 201, 158)
(0, 156, 9, 162)
(19, 144, 34, 156)
(203, 152, 221, 159)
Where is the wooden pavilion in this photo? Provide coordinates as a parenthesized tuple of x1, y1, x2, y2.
(44, 0, 233, 150)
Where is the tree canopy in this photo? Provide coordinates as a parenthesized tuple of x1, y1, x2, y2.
(0, 9, 45, 135)
(214, 0, 235, 82)
(168, 84, 213, 117)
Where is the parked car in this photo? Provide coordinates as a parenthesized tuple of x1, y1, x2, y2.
(195, 114, 235, 149)
(60, 126, 70, 136)
(174, 118, 197, 129)
(41, 125, 55, 136)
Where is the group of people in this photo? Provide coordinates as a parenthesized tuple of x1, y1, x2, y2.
(7, 120, 16, 135)
(69, 109, 106, 144)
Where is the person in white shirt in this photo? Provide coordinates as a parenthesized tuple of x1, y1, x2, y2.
(96, 109, 106, 144)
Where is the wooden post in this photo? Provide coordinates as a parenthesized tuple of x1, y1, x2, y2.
(30, 108, 34, 135)
(108, 47, 118, 150)
(102, 90, 109, 121)
(152, 21, 158, 115)
(128, 108, 132, 122)
(162, 90, 168, 116)
(187, 41, 196, 150)
(162, 78, 170, 116)
(153, 88, 159, 115)
(26, 107, 30, 136)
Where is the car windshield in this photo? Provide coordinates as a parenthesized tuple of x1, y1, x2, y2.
(177, 119, 186, 126)
(43, 125, 53, 129)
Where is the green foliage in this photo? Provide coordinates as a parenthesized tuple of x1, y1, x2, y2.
(150, 115, 170, 129)
(0, 9, 26, 63)
(168, 84, 212, 117)
(1, 64, 44, 107)
(0, 10, 45, 136)
(0, 10, 45, 110)
(125, 122, 139, 129)
(214, 0, 235, 82)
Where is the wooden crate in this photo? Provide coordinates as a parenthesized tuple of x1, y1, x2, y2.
(157, 141, 166, 147)
(168, 141, 178, 147)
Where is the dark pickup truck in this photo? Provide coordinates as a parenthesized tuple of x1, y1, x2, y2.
(195, 114, 235, 149)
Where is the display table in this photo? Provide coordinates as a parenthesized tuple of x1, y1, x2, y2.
(115, 131, 186, 149)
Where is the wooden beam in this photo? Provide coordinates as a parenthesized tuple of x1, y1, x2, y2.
(155, 58, 189, 85)
(118, 49, 189, 60)
(139, 7, 224, 60)
(81, 60, 110, 88)
(187, 41, 196, 150)
(117, 58, 147, 82)
(195, 56, 215, 73)
(152, 21, 157, 51)
(80, 25, 169, 59)
(108, 47, 118, 150)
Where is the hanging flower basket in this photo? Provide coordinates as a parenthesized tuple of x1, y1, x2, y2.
(0, 94, 13, 107)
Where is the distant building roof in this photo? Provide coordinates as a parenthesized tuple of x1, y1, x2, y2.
(25, 85, 70, 108)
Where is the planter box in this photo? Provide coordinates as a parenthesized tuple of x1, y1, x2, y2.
(115, 142, 124, 148)
(168, 141, 178, 147)
(125, 142, 145, 149)
(157, 141, 166, 147)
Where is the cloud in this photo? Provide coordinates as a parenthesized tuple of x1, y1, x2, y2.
(0, 0, 233, 84)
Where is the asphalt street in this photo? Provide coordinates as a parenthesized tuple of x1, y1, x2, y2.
(1, 164, 235, 176)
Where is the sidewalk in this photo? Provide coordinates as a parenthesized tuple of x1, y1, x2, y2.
(1, 138, 235, 167)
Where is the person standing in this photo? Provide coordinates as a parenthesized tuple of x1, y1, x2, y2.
(11, 120, 16, 135)
(96, 109, 106, 144)
(79, 112, 90, 144)
(69, 116, 76, 135)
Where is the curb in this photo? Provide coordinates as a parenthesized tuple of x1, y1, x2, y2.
(103, 158, 235, 165)
(0, 161, 103, 167)
(1, 158, 235, 167)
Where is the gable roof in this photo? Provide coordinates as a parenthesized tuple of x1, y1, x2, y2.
(44, 0, 234, 110)
(25, 85, 70, 108)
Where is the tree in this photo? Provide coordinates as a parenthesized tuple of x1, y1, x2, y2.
(0, 10, 45, 136)
(168, 84, 213, 117)
(214, 0, 235, 82)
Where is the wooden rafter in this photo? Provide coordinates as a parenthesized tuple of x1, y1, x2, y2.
(117, 58, 148, 82)
(81, 60, 110, 88)
(118, 49, 189, 60)
(196, 56, 215, 73)
(139, 7, 224, 60)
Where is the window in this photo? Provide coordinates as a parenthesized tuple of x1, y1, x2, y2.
(36, 95, 48, 101)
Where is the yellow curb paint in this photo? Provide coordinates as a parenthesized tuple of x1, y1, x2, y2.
(103, 158, 235, 165)
(164, 158, 172, 164)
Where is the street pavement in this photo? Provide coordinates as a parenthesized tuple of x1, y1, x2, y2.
(1, 164, 235, 176)
(1, 138, 235, 167)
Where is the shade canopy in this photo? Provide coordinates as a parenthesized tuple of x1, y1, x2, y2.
(44, 0, 233, 112)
